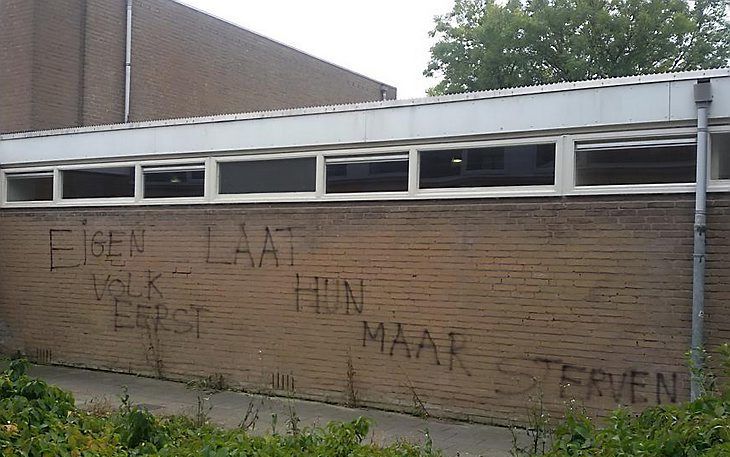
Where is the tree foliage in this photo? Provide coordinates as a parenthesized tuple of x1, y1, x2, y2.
(425, 0, 730, 94)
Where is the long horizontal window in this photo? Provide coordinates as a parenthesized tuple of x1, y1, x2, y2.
(4, 131, 730, 208)
(219, 158, 316, 194)
(575, 138, 696, 186)
(326, 154, 408, 193)
(62, 167, 135, 199)
(6, 172, 53, 202)
(144, 164, 205, 198)
(419, 144, 555, 189)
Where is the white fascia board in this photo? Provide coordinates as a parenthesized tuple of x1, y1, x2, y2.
(1, 74, 729, 166)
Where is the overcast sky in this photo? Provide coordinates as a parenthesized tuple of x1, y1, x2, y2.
(178, 0, 455, 99)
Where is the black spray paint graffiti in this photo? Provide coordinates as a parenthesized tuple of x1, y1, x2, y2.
(113, 300, 205, 339)
(362, 321, 471, 376)
(95, 270, 206, 339)
(495, 356, 679, 405)
(295, 274, 364, 314)
(205, 224, 298, 268)
(93, 271, 163, 301)
(49, 228, 145, 271)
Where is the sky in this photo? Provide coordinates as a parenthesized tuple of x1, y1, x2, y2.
(178, 0, 455, 99)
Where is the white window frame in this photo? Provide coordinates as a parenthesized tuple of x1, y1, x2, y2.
(709, 126, 730, 192)
(1, 127, 729, 208)
(323, 151, 410, 199)
(564, 127, 699, 196)
(213, 152, 318, 203)
(415, 136, 561, 199)
(56, 162, 138, 206)
(140, 158, 208, 205)
(0, 168, 55, 207)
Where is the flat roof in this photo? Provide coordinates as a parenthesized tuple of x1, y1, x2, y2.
(1, 68, 729, 166)
(2, 68, 727, 141)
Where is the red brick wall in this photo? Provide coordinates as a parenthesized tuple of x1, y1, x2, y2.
(1, 195, 728, 423)
(0, 0, 396, 134)
(0, 0, 36, 133)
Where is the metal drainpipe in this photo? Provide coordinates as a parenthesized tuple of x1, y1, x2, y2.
(124, 0, 133, 123)
(691, 79, 712, 400)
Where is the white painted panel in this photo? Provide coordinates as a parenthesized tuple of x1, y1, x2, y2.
(1, 74, 729, 166)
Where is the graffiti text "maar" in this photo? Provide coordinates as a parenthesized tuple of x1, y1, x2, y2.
(362, 321, 471, 376)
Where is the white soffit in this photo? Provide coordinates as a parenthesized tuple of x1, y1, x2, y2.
(1, 69, 729, 166)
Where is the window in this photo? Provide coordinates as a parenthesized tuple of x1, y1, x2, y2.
(712, 133, 730, 180)
(219, 157, 316, 194)
(62, 167, 135, 199)
(419, 144, 555, 189)
(5, 172, 53, 202)
(326, 154, 408, 193)
(144, 164, 205, 198)
(575, 138, 696, 186)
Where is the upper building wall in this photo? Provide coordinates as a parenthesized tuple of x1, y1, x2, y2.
(0, 0, 35, 133)
(0, 0, 397, 134)
(129, 0, 396, 122)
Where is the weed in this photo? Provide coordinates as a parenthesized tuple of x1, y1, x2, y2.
(509, 379, 552, 456)
(346, 350, 359, 407)
(82, 395, 114, 417)
(239, 400, 260, 431)
(193, 393, 212, 427)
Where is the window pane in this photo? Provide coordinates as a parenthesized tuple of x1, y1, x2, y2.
(712, 133, 730, 180)
(219, 158, 315, 194)
(6, 174, 53, 202)
(576, 144, 696, 186)
(144, 169, 204, 198)
(62, 167, 134, 199)
(419, 144, 555, 189)
(326, 158, 408, 193)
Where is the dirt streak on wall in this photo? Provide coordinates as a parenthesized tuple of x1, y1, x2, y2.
(0, 195, 728, 424)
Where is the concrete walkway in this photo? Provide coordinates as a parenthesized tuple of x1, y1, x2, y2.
(31, 364, 525, 456)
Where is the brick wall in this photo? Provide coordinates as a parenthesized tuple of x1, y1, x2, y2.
(0, 0, 36, 133)
(1, 195, 728, 423)
(0, 0, 396, 134)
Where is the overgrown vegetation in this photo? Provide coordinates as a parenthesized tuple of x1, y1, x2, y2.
(514, 344, 730, 456)
(0, 359, 441, 456)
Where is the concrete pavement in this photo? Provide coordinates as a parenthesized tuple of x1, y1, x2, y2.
(30, 364, 526, 456)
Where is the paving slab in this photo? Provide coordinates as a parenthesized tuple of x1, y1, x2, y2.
(30, 364, 527, 456)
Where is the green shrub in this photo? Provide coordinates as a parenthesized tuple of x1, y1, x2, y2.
(540, 344, 730, 457)
(0, 360, 441, 457)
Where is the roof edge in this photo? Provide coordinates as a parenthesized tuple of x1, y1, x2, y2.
(2, 67, 728, 141)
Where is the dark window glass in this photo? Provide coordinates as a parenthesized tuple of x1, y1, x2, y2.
(62, 167, 134, 199)
(712, 133, 730, 180)
(219, 158, 315, 194)
(326, 158, 408, 193)
(6, 174, 53, 202)
(144, 168, 204, 198)
(419, 144, 555, 189)
(575, 144, 696, 186)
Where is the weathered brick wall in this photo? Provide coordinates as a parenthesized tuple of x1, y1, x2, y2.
(0, 195, 728, 424)
(0, 0, 35, 133)
(0, 0, 396, 134)
(129, 0, 396, 122)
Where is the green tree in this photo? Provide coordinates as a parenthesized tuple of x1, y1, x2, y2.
(425, 0, 730, 94)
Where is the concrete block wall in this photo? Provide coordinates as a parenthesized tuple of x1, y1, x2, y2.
(0, 0, 396, 134)
(1, 195, 728, 423)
